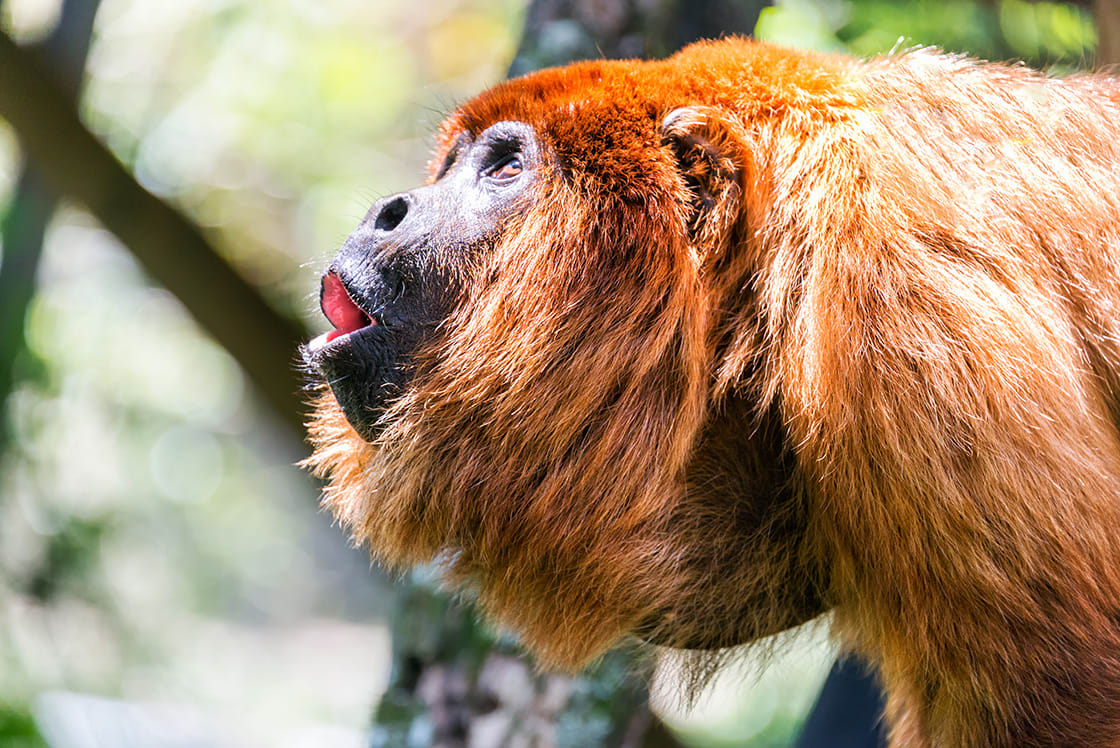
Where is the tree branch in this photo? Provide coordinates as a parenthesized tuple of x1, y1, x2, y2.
(0, 29, 310, 435)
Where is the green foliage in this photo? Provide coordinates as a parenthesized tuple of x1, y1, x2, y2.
(0, 703, 47, 748)
(757, 0, 1096, 68)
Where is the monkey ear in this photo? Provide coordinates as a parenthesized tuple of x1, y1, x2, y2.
(661, 107, 744, 247)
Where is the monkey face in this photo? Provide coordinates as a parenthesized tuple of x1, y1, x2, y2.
(303, 121, 544, 440)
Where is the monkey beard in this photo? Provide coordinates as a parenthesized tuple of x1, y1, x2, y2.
(303, 181, 738, 668)
(306, 387, 821, 692)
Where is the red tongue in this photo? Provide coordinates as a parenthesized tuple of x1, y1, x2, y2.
(321, 273, 373, 341)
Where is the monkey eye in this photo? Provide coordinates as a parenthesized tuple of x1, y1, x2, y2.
(486, 155, 523, 182)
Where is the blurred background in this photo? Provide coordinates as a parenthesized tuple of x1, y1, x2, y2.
(0, 0, 1107, 746)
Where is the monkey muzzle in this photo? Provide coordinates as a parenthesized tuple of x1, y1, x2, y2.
(303, 270, 404, 442)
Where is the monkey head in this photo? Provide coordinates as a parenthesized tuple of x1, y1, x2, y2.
(305, 121, 544, 441)
(303, 40, 831, 668)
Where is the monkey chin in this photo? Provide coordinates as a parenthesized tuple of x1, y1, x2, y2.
(302, 328, 401, 443)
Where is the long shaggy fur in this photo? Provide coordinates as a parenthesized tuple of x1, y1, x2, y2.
(307, 39, 1120, 747)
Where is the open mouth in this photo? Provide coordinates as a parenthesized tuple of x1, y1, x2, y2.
(302, 268, 403, 442)
(308, 272, 377, 352)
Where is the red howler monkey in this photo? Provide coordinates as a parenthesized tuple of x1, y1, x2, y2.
(302, 38, 1120, 747)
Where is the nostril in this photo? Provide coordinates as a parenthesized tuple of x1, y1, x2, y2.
(375, 196, 409, 232)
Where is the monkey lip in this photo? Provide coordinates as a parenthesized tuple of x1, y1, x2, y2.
(309, 272, 378, 351)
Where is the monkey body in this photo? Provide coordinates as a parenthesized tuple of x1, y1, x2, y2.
(305, 40, 1120, 747)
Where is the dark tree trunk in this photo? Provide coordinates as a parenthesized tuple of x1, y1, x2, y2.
(510, 0, 768, 75)
(1095, 0, 1120, 66)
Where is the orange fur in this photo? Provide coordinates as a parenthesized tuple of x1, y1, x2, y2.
(306, 39, 1120, 747)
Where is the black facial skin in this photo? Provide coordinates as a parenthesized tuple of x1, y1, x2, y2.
(303, 121, 543, 441)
